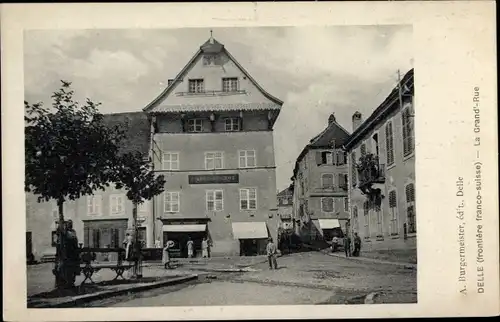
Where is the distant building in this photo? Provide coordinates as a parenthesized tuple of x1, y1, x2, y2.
(345, 69, 415, 252)
(26, 112, 153, 261)
(143, 35, 283, 257)
(291, 113, 350, 244)
(277, 186, 293, 231)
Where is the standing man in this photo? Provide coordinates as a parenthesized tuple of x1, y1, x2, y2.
(266, 237, 278, 269)
(353, 232, 361, 257)
(186, 237, 194, 258)
(344, 234, 352, 257)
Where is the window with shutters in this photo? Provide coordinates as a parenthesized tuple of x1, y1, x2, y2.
(351, 152, 357, 186)
(363, 201, 370, 238)
(240, 188, 257, 210)
(339, 173, 348, 190)
(402, 105, 415, 157)
(321, 197, 334, 213)
(206, 189, 224, 211)
(344, 197, 349, 212)
(389, 190, 399, 235)
(405, 183, 416, 233)
(336, 150, 347, 165)
(321, 173, 334, 189)
(353, 206, 359, 232)
(92, 229, 101, 248)
(376, 209, 383, 237)
(385, 121, 395, 166)
(316, 151, 334, 165)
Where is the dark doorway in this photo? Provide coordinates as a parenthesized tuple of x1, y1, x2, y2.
(163, 231, 207, 258)
(240, 239, 265, 256)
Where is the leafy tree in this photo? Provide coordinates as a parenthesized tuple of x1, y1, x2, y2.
(25, 81, 125, 288)
(113, 151, 166, 277)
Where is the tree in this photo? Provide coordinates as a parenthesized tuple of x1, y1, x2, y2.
(113, 151, 166, 278)
(25, 81, 125, 288)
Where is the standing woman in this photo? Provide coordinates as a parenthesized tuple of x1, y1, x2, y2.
(163, 240, 174, 269)
(201, 238, 209, 258)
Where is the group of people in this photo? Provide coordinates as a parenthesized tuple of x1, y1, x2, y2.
(161, 237, 211, 269)
(332, 232, 362, 257)
(54, 220, 81, 288)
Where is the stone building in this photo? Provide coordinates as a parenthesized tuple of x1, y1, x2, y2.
(277, 186, 293, 231)
(345, 68, 416, 253)
(291, 114, 351, 244)
(25, 112, 153, 261)
(143, 35, 283, 257)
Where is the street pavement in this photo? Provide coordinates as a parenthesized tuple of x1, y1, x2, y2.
(83, 251, 417, 306)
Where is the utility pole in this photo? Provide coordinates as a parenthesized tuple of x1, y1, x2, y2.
(397, 69, 404, 110)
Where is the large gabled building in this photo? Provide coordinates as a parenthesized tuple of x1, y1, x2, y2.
(143, 35, 283, 257)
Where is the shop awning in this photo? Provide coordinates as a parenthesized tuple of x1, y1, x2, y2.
(162, 224, 207, 232)
(318, 219, 341, 230)
(232, 222, 269, 239)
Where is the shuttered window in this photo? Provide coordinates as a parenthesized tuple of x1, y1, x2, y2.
(385, 121, 395, 165)
(351, 152, 357, 186)
(321, 197, 334, 213)
(389, 190, 398, 235)
(363, 201, 370, 238)
(405, 183, 416, 233)
(402, 106, 415, 157)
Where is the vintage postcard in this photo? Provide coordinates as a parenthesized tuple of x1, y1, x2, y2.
(2, 1, 498, 320)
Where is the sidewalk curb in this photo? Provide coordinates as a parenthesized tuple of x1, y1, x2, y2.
(28, 274, 198, 308)
(324, 251, 417, 270)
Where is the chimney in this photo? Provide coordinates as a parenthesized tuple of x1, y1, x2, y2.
(352, 111, 363, 131)
(328, 113, 336, 124)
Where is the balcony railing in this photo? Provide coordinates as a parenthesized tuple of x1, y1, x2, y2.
(175, 90, 247, 97)
(358, 163, 386, 188)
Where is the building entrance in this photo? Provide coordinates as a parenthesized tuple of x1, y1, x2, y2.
(163, 231, 207, 258)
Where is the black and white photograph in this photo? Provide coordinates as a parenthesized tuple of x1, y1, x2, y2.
(3, 2, 498, 320)
(23, 25, 417, 308)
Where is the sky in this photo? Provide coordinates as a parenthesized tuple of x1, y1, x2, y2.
(24, 25, 413, 191)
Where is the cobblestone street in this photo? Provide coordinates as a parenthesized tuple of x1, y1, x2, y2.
(84, 252, 417, 306)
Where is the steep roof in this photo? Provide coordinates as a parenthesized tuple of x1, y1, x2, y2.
(291, 118, 351, 180)
(143, 36, 283, 113)
(344, 68, 414, 150)
(277, 186, 293, 197)
(102, 112, 151, 156)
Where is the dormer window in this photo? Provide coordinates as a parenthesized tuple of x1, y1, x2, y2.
(188, 79, 204, 93)
(187, 119, 203, 132)
(225, 117, 241, 131)
(222, 77, 238, 92)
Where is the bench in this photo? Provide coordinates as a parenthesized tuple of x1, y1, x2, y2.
(79, 247, 134, 286)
